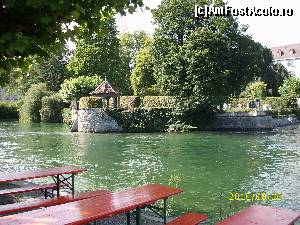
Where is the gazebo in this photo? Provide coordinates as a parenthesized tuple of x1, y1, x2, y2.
(90, 79, 120, 110)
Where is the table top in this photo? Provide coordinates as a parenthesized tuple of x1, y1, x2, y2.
(216, 205, 300, 225)
(0, 166, 86, 183)
(0, 184, 183, 225)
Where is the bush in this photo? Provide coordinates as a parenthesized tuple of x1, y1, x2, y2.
(19, 83, 52, 123)
(40, 94, 64, 123)
(142, 96, 177, 108)
(59, 76, 102, 102)
(109, 108, 172, 132)
(79, 97, 103, 109)
(0, 101, 20, 119)
(279, 77, 300, 97)
(62, 108, 71, 125)
(120, 96, 141, 109)
(240, 81, 267, 99)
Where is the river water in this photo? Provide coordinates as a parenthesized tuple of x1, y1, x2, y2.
(0, 121, 299, 224)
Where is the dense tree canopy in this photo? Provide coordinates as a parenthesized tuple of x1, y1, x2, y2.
(0, 0, 143, 85)
(67, 19, 131, 94)
(152, 0, 264, 108)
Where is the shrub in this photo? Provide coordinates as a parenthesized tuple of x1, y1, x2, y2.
(278, 77, 300, 97)
(109, 108, 172, 132)
(240, 81, 267, 99)
(120, 96, 141, 109)
(62, 108, 71, 125)
(59, 76, 102, 102)
(0, 101, 20, 119)
(19, 83, 52, 123)
(40, 94, 64, 123)
(79, 97, 103, 109)
(142, 96, 177, 108)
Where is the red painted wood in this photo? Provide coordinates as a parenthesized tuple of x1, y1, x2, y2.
(0, 189, 112, 215)
(0, 166, 86, 183)
(0, 184, 182, 225)
(0, 183, 57, 196)
(166, 213, 208, 225)
(216, 205, 300, 225)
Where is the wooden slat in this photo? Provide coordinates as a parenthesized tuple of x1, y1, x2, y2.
(0, 183, 57, 196)
(0, 189, 112, 215)
(166, 213, 208, 225)
(0, 184, 183, 225)
(216, 205, 300, 225)
(0, 166, 86, 183)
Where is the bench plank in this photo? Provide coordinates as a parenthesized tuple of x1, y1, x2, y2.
(216, 205, 300, 225)
(166, 213, 208, 225)
(0, 184, 182, 225)
(0, 189, 112, 215)
(0, 183, 57, 196)
(0, 166, 86, 183)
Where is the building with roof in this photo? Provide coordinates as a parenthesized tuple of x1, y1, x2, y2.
(271, 43, 300, 77)
(90, 79, 120, 110)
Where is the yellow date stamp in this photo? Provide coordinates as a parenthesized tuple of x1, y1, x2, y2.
(228, 192, 283, 201)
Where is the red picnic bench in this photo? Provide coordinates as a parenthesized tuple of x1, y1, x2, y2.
(0, 184, 208, 225)
(166, 212, 208, 225)
(216, 205, 300, 225)
(0, 166, 86, 198)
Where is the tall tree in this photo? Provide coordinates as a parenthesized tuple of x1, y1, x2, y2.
(152, 0, 264, 107)
(67, 19, 131, 94)
(0, 0, 143, 85)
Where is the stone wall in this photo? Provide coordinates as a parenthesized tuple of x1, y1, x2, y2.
(71, 108, 123, 133)
(211, 111, 299, 131)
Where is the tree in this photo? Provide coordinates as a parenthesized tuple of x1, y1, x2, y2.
(279, 76, 300, 97)
(67, 19, 131, 94)
(152, 0, 264, 107)
(0, 0, 143, 85)
(240, 81, 267, 99)
(130, 39, 157, 96)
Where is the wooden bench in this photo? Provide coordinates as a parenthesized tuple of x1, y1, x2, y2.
(0, 189, 112, 216)
(166, 213, 208, 225)
(0, 183, 57, 198)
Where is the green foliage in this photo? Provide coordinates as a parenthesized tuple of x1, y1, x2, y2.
(0, 101, 20, 119)
(142, 96, 177, 108)
(278, 77, 300, 97)
(62, 108, 71, 125)
(79, 97, 103, 109)
(67, 19, 131, 94)
(240, 81, 267, 99)
(19, 83, 52, 123)
(0, 0, 143, 85)
(119, 31, 150, 71)
(59, 76, 102, 102)
(120, 96, 141, 109)
(40, 94, 64, 123)
(151, 0, 266, 122)
(131, 39, 157, 96)
(109, 108, 172, 132)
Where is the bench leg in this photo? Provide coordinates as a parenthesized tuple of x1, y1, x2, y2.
(126, 212, 131, 225)
(71, 173, 75, 196)
(56, 175, 60, 197)
(136, 207, 141, 225)
(163, 198, 167, 224)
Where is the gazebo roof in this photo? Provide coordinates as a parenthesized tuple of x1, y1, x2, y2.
(90, 80, 120, 97)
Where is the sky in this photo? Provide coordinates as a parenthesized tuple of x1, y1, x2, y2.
(115, 0, 300, 48)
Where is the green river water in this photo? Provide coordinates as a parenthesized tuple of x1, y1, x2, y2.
(0, 121, 299, 224)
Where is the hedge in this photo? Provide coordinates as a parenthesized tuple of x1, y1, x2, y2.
(229, 97, 297, 115)
(0, 101, 20, 119)
(142, 96, 177, 108)
(40, 94, 64, 123)
(108, 108, 173, 132)
(79, 97, 103, 109)
(120, 96, 141, 109)
(62, 108, 71, 125)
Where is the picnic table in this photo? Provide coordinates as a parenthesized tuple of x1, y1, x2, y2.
(0, 166, 86, 197)
(0, 184, 183, 225)
(216, 205, 300, 225)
